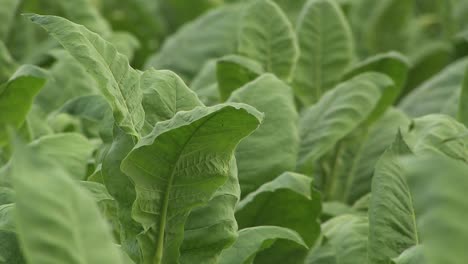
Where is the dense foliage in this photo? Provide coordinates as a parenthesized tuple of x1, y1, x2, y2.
(1, 0, 468, 263)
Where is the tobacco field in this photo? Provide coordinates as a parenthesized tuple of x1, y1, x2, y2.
(1, 0, 468, 263)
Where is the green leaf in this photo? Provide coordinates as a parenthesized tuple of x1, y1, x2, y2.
(399, 58, 468, 118)
(238, 0, 298, 80)
(218, 226, 307, 264)
(29, 133, 94, 180)
(293, 0, 354, 105)
(10, 139, 124, 264)
(0, 0, 20, 41)
(368, 132, 419, 264)
(0, 65, 47, 146)
(146, 5, 242, 81)
(404, 156, 468, 264)
(58, 0, 111, 36)
(0, 203, 23, 264)
(391, 245, 426, 264)
(403, 114, 468, 161)
(343, 52, 410, 113)
(140, 69, 203, 134)
(180, 158, 240, 264)
(298, 73, 392, 170)
(235, 172, 321, 263)
(305, 214, 368, 264)
(121, 104, 262, 264)
(35, 50, 98, 113)
(29, 14, 145, 137)
(458, 65, 468, 127)
(190, 60, 220, 106)
(216, 55, 264, 101)
(228, 74, 298, 195)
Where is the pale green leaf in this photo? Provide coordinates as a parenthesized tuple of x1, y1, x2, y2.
(392, 245, 426, 264)
(58, 0, 111, 36)
(0, 41, 17, 83)
(121, 104, 262, 264)
(29, 14, 145, 137)
(458, 65, 468, 127)
(293, 0, 354, 105)
(0, 0, 20, 41)
(238, 0, 298, 80)
(10, 140, 124, 264)
(219, 226, 307, 264)
(228, 74, 298, 195)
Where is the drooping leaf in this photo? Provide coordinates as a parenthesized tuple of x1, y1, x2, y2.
(121, 104, 262, 264)
(218, 226, 307, 264)
(228, 74, 298, 195)
(140, 69, 203, 134)
(216, 54, 264, 101)
(10, 139, 124, 264)
(399, 58, 468, 118)
(305, 214, 368, 264)
(298, 73, 392, 171)
(29, 14, 145, 137)
(0, 65, 47, 146)
(293, 0, 354, 105)
(368, 132, 419, 264)
(237, 0, 298, 80)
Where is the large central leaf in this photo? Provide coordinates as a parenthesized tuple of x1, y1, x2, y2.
(121, 104, 262, 264)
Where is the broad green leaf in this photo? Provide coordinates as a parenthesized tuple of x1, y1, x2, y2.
(298, 73, 392, 170)
(10, 140, 124, 264)
(368, 132, 419, 264)
(458, 65, 468, 127)
(35, 50, 98, 113)
(58, 0, 111, 36)
(403, 114, 468, 161)
(399, 58, 468, 118)
(146, 5, 242, 81)
(235, 172, 320, 263)
(216, 54, 264, 101)
(228, 74, 298, 195)
(236, 172, 320, 245)
(0, 0, 20, 41)
(305, 214, 368, 264)
(218, 226, 307, 264)
(343, 52, 409, 112)
(29, 133, 94, 180)
(238, 0, 298, 80)
(180, 158, 240, 264)
(0, 65, 47, 146)
(404, 156, 468, 264)
(0, 42, 17, 83)
(29, 14, 145, 137)
(140, 69, 203, 134)
(293, 0, 354, 105)
(392, 245, 426, 264)
(121, 104, 262, 264)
